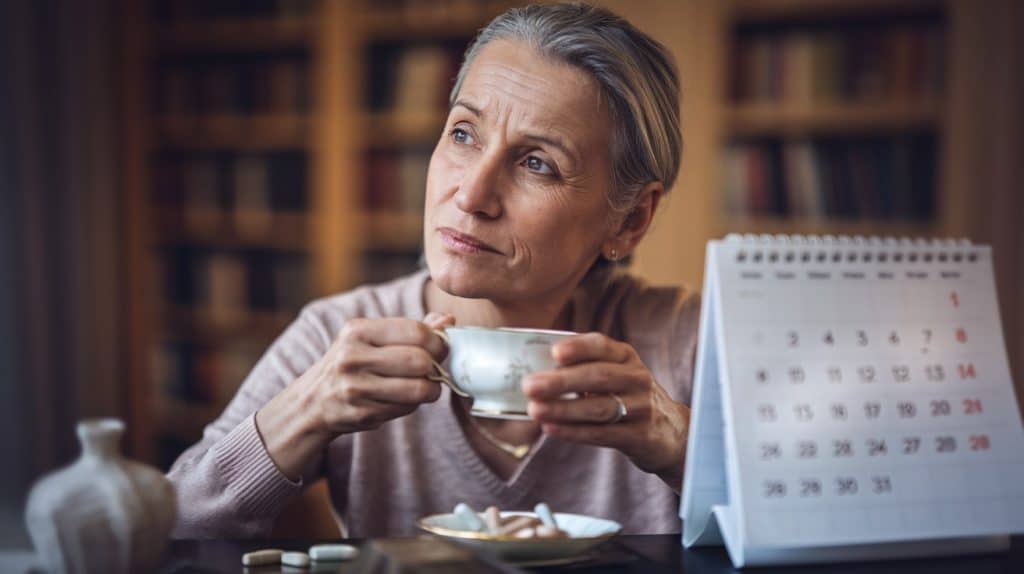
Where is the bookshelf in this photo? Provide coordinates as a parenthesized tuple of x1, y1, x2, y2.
(718, 0, 948, 232)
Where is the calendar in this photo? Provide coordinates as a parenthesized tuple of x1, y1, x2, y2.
(680, 235, 1024, 568)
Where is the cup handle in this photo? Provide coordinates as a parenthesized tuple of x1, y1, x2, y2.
(426, 329, 471, 398)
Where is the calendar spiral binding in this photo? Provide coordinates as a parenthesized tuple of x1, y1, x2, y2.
(724, 234, 981, 264)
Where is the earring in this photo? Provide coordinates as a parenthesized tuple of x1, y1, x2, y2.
(608, 248, 619, 261)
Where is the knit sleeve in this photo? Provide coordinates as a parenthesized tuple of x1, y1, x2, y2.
(166, 303, 334, 538)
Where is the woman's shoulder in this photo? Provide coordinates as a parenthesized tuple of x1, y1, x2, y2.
(580, 268, 700, 340)
(299, 268, 431, 334)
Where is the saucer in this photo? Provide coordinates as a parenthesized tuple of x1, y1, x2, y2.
(416, 511, 622, 564)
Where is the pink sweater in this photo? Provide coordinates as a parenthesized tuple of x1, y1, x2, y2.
(167, 267, 700, 538)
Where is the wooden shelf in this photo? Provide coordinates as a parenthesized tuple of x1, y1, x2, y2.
(157, 114, 310, 149)
(156, 17, 313, 52)
(364, 211, 424, 251)
(162, 306, 294, 343)
(730, 0, 944, 22)
(362, 111, 447, 148)
(359, 2, 514, 39)
(724, 101, 942, 136)
(154, 211, 308, 251)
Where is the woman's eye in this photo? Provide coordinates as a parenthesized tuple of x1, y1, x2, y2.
(450, 127, 475, 145)
(524, 155, 554, 175)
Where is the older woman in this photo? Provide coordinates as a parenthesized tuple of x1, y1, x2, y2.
(169, 3, 699, 538)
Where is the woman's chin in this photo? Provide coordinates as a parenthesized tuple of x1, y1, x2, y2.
(429, 261, 510, 300)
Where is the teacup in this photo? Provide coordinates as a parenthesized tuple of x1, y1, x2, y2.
(429, 326, 576, 419)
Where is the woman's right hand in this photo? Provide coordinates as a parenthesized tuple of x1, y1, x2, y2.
(255, 312, 454, 482)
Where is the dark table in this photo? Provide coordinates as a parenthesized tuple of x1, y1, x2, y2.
(162, 534, 1024, 573)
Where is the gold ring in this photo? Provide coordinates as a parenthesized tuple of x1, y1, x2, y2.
(608, 394, 628, 424)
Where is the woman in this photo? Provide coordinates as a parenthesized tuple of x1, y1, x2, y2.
(169, 3, 699, 538)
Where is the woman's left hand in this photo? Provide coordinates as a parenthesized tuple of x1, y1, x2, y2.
(522, 332, 690, 492)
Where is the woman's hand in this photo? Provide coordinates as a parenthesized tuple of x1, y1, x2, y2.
(522, 332, 690, 492)
(256, 312, 454, 481)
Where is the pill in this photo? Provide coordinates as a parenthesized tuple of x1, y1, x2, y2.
(242, 549, 282, 566)
(483, 506, 501, 534)
(281, 551, 310, 567)
(454, 502, 485, 532)
(308, 544, 359, 561)
(534, 502, 557, 529)
(495, 515, 541, 536)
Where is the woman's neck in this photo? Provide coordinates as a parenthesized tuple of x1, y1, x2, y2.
(424, 279, 574, 331)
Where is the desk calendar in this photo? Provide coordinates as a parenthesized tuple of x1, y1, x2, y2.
(680, 235, 1024, 568)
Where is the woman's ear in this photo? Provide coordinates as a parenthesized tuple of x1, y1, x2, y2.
(603, 181, 664, 259)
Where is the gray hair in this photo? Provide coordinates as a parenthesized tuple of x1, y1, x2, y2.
(449, 2, 682, 217)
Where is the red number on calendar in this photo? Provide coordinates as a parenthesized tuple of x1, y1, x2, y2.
(969, 434, 991, 451)
(950, 291, 960, 308)
(958, 362, 977, 380)
(956, 328, 968, 344)
(963, 398, 984, 414)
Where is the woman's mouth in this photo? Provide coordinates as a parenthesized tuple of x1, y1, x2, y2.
(438, 227, 501, 255)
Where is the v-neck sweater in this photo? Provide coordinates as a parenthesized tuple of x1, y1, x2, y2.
(167, 267, 701, 538)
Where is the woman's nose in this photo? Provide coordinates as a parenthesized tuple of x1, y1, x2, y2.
(454, 152, 503, 219)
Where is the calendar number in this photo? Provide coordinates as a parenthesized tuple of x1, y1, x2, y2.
(969, 434, 991, 451)
(797, 441, 818, 459)
(925, 364, 945, 382)
(760, 442, 782, 460)
(864, 401, 881, 419)
(823, 330, 835, 346)
(930, 400, 952, 417)
(958, 362, 977, 380)
(830, 403, 848, 420)
(903, 437, 921, 454)
(758, 404, 777, 422)
(833, 440, 854, 457)
(789, 367, 806, 384)
(827, 366, 842, 383)
(794, 404, 814, 421)
(763, 480, 786, 498)
(956, 328, 968, 344)
(872, 476, 893, 494)
(935, 436, 957, 453)
(963, 398, 983, 415)
(800, 479, 822, 497)
(756, 369, 769, 383)
(889, 330, 901, 345)
(892, 365, 911, 383)
(788, 331, 800, 347)
(950, 291, 960, 308)
(866, 438, 888, 456)
(897, 401, 917, 418)
(857, 366, 876, 383)
(836, 477, 858, 495)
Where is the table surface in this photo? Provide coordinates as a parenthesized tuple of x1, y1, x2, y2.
(160, 534, 1024, 573)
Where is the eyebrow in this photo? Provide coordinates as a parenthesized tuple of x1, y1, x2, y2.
(451, 99, 579, 162)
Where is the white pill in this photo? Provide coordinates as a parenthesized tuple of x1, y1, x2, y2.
(308, 544, 359, 561)
(281, 551, 310, 567)
(454, 502, 485, 532)
(534, 502, 557, 528)
(242, 549, 282, 566)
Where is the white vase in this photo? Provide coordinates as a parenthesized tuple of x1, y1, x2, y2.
(25, 419, 177, 574)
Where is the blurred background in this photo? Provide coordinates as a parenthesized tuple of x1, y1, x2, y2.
(1, 0, 1022, 542)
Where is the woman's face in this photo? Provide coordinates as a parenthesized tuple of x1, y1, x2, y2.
(424, 39, 617, 305)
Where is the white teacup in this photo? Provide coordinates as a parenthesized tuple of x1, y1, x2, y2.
(430, 326, 576, 419)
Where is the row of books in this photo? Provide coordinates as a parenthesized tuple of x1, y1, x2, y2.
(153, 0, 312, 22)
(364, 148, 431, 212)
(159, 249, 309, 318)
(721, 134, 936, 220)
(153, 151, 307, 234)
(158, 56, 310, 116)
(153, 341, 264, 405)
(731, 25, 944, 104)
(366, 41, 464, 113)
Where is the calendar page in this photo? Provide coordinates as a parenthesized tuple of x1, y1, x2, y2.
(682, 235, 1024, 567)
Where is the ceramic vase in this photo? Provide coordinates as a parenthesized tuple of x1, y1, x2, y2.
(25, 418, 177, 573)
